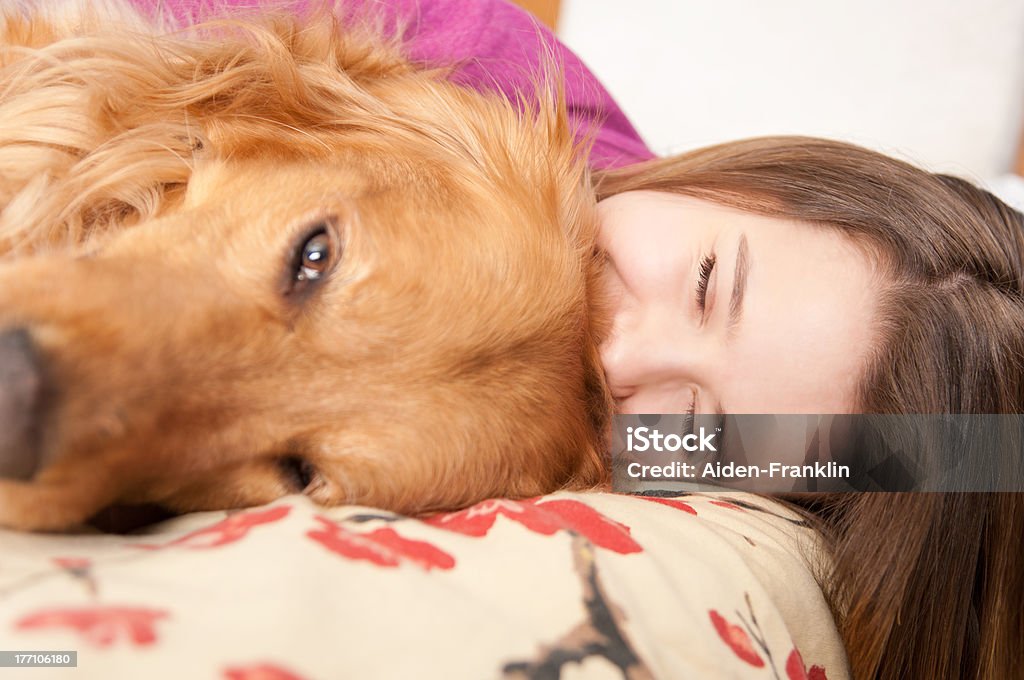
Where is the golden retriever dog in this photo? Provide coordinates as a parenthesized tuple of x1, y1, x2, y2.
(0, 1, 610, 531)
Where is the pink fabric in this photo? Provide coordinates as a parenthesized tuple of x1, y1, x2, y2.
(131, 0, 655, 169)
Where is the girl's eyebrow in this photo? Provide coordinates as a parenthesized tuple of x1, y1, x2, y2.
(728, 234, 750, 333)
(713, 234, 749, 416)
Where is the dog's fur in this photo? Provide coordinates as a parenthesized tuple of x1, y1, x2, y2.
(0, 1, 611, 531)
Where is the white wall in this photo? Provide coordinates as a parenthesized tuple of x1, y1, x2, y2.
(559, 0, 1024, 182)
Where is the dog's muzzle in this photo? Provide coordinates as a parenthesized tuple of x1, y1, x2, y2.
(0, 327, 43, 480)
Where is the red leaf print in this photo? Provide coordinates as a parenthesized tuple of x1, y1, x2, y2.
(307, 516, 454, 570)
(640, 496, 698, 515)
(522, 499, 642, 554)
(709, 609, 764, 667)
(52, 557, 90, 570)
(786, 647, 829, 680)
(427, 498, 642, 554)
(425, 498, 560, 536)
(16, 606, 169, 647)
(52, 557, 91, 576)
(786, 648, 808, 680)
(134, 505, 291, 550)
(223, 663, 306, 680)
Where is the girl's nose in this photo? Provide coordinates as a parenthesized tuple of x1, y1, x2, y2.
(600, 305, 711, 396)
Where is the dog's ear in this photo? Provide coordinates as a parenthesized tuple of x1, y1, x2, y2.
(511, 83, 614, 487)
(363, 75, 614, 490)
(0, 7, 417, 256)
(533, 85, 614, 484)
(497, 86, 614, 489)
(0, 6, 200, 255)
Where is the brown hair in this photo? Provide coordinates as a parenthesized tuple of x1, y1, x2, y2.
(594, 137, 1024, 679)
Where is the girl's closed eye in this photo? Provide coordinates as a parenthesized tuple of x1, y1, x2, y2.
(684, 388, 697, 435)
(696, 253, 716, 315)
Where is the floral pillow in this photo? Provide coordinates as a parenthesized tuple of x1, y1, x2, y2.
(0, 492, 848, 679)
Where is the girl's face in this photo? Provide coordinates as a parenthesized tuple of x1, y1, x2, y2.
(598, 191, 879, 415)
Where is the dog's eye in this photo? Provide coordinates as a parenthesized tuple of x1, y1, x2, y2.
(277, 455, 318, 493)
(296, 229, 331, 283)
(285, 219, 340, 297)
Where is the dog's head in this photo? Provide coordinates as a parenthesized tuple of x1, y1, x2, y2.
(0, 8, 610, 530)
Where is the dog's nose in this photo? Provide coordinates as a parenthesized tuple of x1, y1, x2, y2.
(0, 327, 43, 480)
